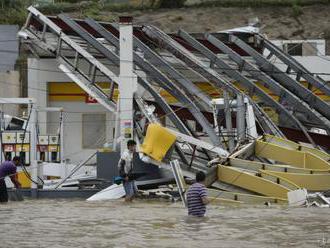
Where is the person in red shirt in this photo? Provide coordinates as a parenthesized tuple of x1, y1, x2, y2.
(0, 156, 21, 203)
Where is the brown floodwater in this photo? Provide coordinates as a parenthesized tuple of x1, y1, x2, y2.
(0, 199, 329, 248)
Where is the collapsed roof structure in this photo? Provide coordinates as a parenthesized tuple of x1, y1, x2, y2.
(19, 7, 330, 203)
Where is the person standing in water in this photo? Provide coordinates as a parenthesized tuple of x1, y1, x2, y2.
(186, 171, 210, 217)
(118, 140, 138, 202)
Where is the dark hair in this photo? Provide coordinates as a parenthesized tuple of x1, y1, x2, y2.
(12, 156, 20, 162)
(196, 171, 206, 183)
(127, 139, 136, 147)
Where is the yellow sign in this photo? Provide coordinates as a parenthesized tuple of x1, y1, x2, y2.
(15, 144, 30, 152)
(48, 145, 59, 152)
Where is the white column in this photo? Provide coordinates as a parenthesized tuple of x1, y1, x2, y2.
(60, 110, 64, 162)
(112, 102, 120, 151)
(119, 16, 137, 155)
(27, 58, 47, 134)
(29, 104, 38, 194)
(246, 101, 258, 139)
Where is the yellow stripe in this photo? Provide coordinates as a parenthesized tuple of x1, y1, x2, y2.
(208, 188, 287, 204)
(263, 170, 330, 191)
(230, 157, 330, 174)
(255, 140, 330, 170)
(48, 82, 119, 102)
(48, 81, 330, 103)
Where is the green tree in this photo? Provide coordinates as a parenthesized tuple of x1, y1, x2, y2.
(158, 0, 186, 8)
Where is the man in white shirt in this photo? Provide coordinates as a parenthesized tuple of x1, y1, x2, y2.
(118, 140, 138, 202)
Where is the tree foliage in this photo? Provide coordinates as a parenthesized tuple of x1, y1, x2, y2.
(158, 0, 187, 8)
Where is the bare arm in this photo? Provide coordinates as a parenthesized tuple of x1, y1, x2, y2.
(10, 175, 21, 188)
(202, 196, 210, 205)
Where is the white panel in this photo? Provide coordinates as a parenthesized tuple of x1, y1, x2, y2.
(1, 132, 16, 144)
(49, 135, 59, 145)
(38, 135, 49, 145)
(16, 132, 30, 143)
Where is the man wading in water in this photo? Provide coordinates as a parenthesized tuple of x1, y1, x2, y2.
(118, 140, 138, 202)
(0, 156, 22, 203)
(186, 171, 210, 217)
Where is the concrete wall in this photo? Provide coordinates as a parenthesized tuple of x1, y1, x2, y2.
(0, 70, 20, 116)
(268, 39, 330, 81)
(271, 39, 326, 56)
(275, 56, 330, 81)
(28, 58, 115, 164)
(0, 25, 19, 72)
(49, 101, 114, 164)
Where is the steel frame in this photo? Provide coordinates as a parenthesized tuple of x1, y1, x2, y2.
(230, 35, 330, 122)
(203, 33, 329, 142)
(258, 34, 330, 96)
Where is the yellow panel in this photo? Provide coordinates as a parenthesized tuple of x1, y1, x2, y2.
(159, 90, 177, 104)
(256, 140, 305, 167)
(209, 197, 243, 205)
(263, 134, 299, 149)
(217, 165, 294, 199)
(208, 188, 287, 204)
(263, 170, 330, 191)
(195, 82, 221, 98)
(159, 82, 221, 104)
(256, 140, 330, 170)
(17, 171, 31, 188)
(262, 107, 279, 124)
(48, 145, 59, 152)
(15, 144, 30, 152)
(300, 146, 330, 161)
(259, 170, 300, 190)
(263, 134, 330, 162)
(230, 157, 330, 174)
(49, 82, 85, 101)
(299, 80, 330, 101)
(140, 124, 176, 162)
(305, 153, 330, 170)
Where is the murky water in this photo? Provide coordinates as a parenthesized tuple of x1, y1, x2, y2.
(0, 199, 329, 248)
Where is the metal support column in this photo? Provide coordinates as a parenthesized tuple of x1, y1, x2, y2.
(223, 91, 235, 151)
(236, 94, 246, 143)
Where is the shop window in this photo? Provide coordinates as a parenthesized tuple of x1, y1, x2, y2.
(285, 43, 303, 56)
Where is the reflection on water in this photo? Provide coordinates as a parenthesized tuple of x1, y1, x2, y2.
(0, 199, 329, 248)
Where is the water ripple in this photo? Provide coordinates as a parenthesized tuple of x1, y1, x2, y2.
(0, 199, 329, 248)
